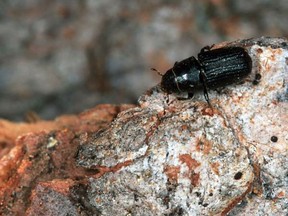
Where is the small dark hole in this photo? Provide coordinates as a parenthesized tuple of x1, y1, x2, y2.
(195, 192, 201, 197)
(253, 80, 259, 85)
(256, 48, 263, 54)
(234, 172, 243, 180)
(203, 203, 209, 207)
(255, 73, 261, 80)
(253, 73, 262, 85)
(209, 193, 213, 196)
(270, 136, 278, 142)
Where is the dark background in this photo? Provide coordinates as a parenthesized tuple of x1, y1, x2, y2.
(0, 0, 287, 121)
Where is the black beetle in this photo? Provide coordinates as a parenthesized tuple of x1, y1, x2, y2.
(159, 46, 252, 103)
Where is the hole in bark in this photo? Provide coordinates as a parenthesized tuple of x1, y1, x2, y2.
(234, 172, 243, 180)
(270, 136, 278, 142)
(253, 73, 262, 85)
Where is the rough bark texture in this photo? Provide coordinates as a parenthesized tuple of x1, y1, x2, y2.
(0, 37, 287, 215)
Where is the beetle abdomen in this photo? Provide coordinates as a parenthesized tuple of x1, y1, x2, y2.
(198, 47, 252, 89)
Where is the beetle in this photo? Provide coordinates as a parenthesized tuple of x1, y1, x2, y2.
(159, 46, 252, 103)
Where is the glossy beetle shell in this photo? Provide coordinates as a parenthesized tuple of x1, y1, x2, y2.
(198, 47, 252, 89)
(161, 56, 203, 93)
(161, 47, 252, 94)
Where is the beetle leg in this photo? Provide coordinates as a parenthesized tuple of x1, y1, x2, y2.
(199, 69, 212, 107)
(200, 46, 210, 53)
(203, 85, 212, 107)
(200, 44, 215, 53)
(203, 88, 212, 107)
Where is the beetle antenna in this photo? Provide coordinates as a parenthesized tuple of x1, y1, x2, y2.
(151, 68, 163, 76)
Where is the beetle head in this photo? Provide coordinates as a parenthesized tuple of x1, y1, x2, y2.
(161, 56, 202, 93)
